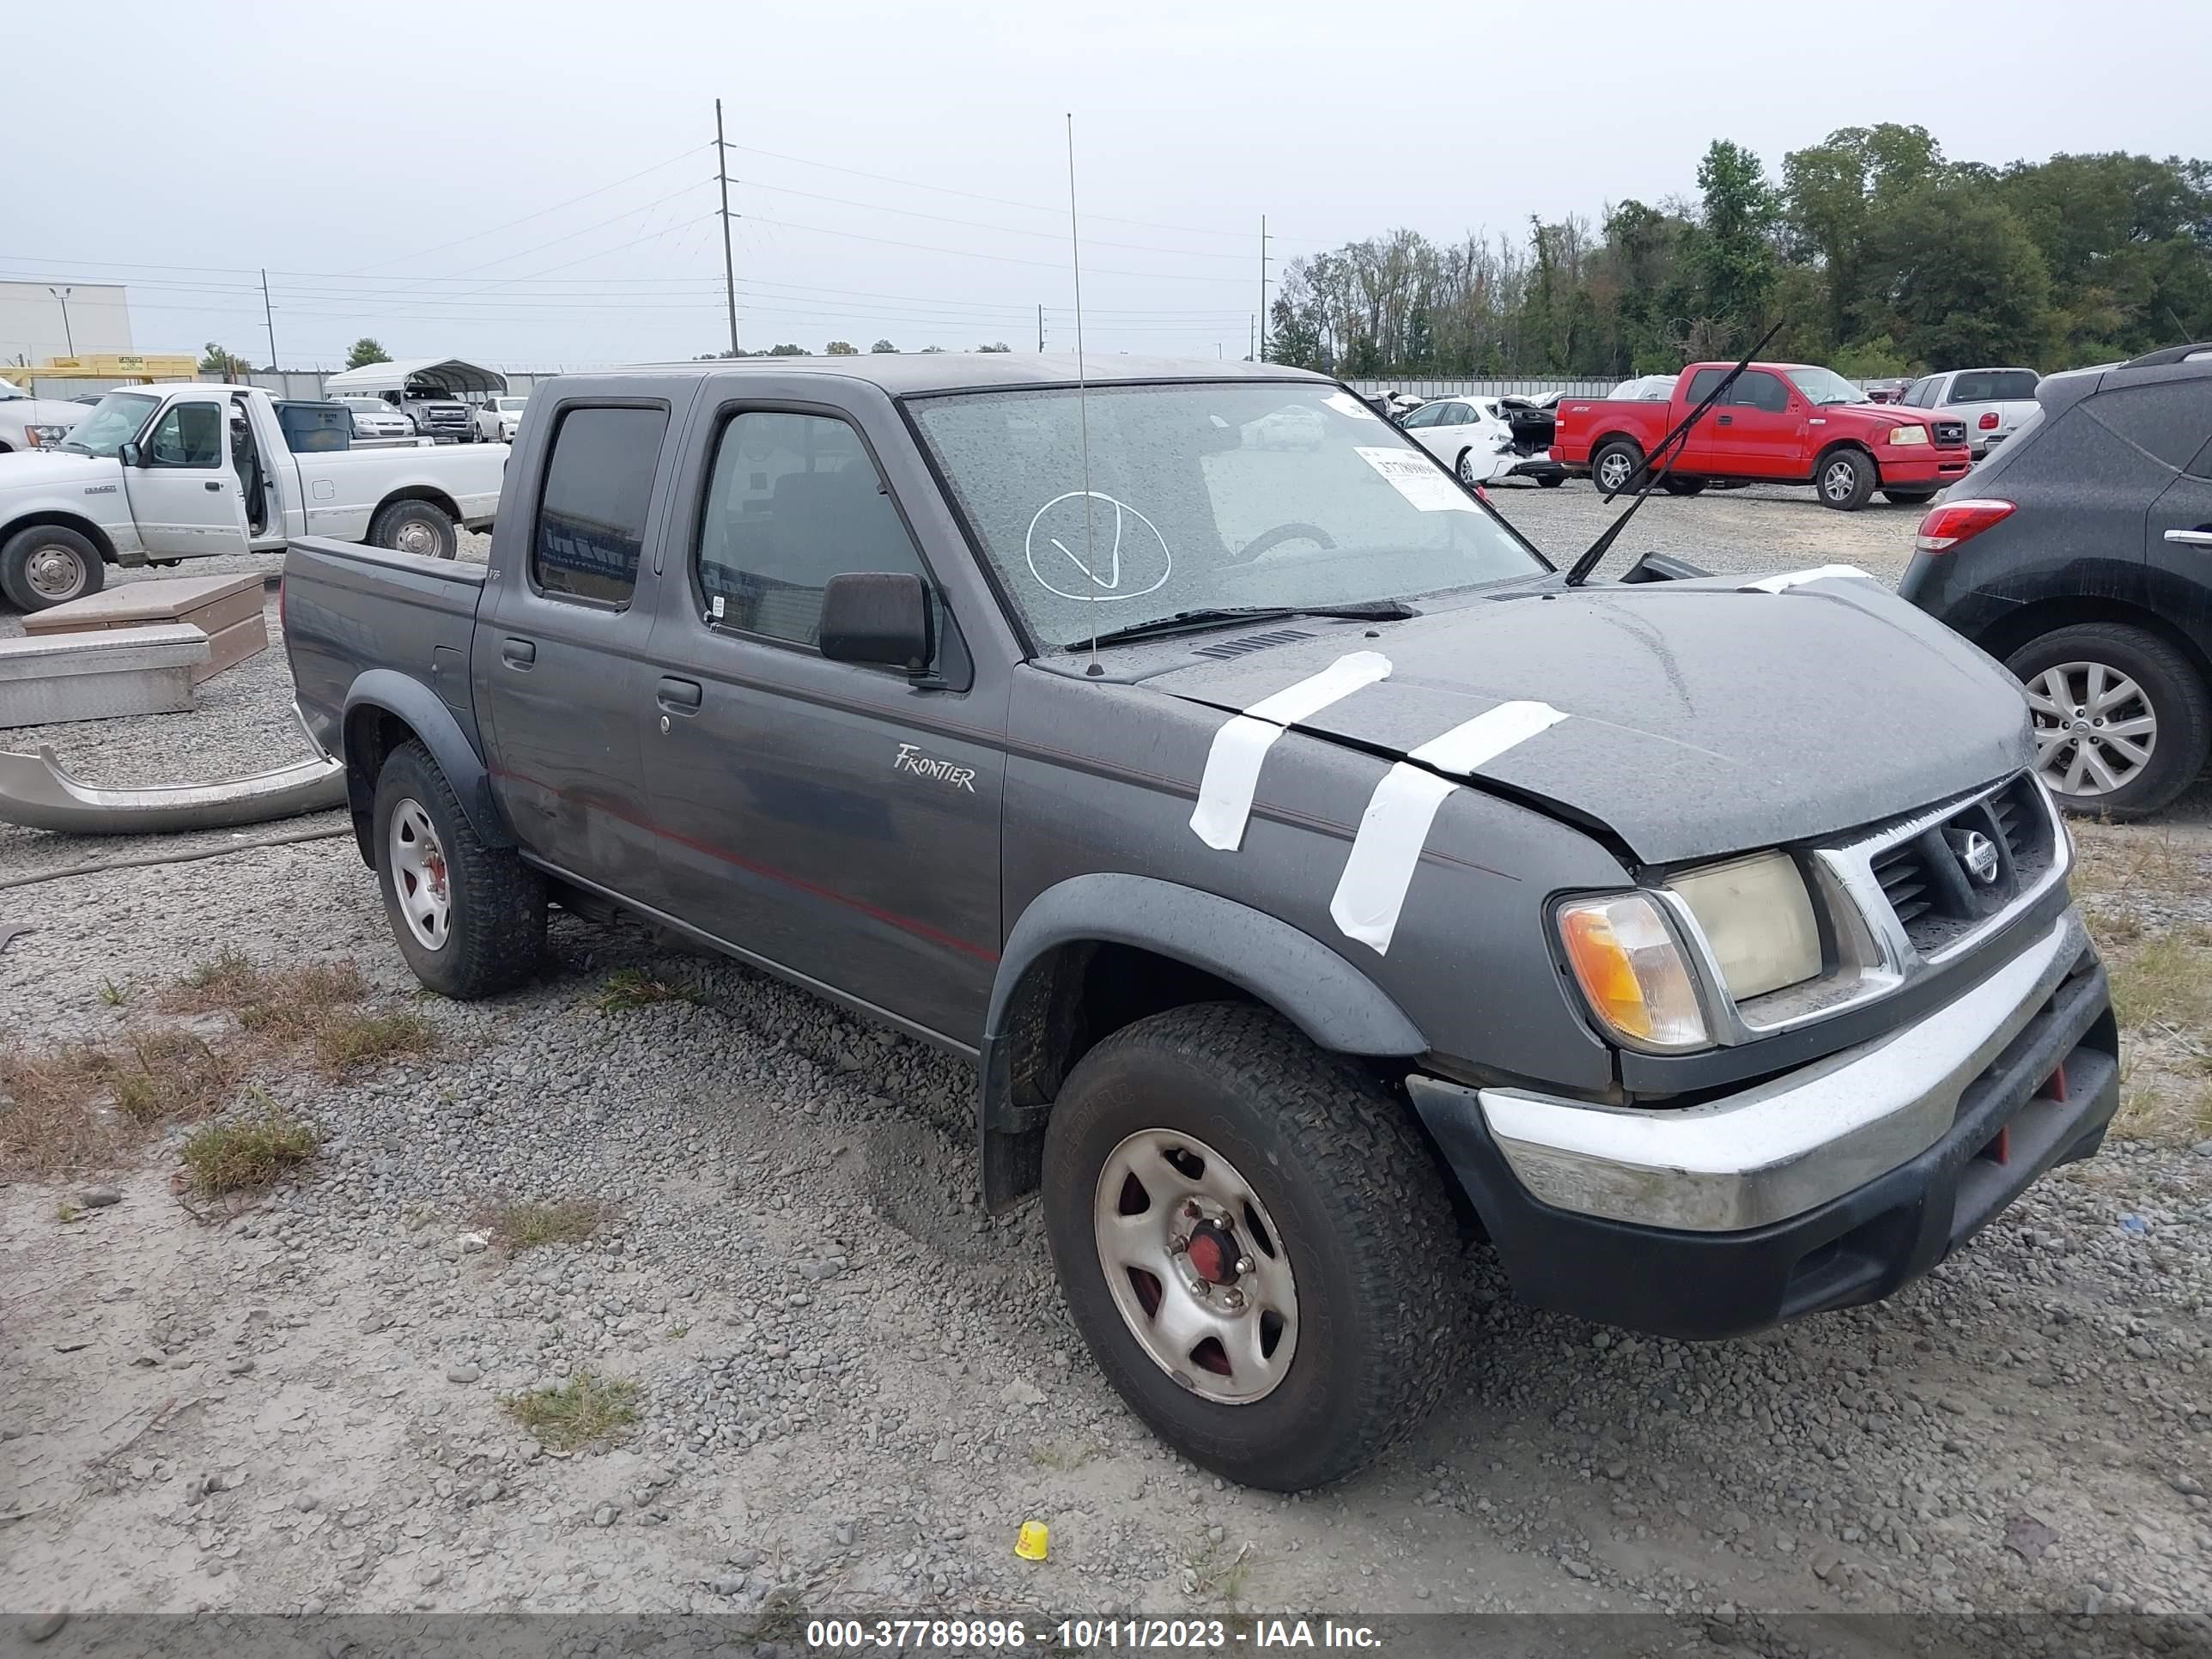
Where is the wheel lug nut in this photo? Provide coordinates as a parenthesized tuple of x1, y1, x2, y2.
(1170, 1234, 1188, 1253)
(1234, 1256, 1255, 1275)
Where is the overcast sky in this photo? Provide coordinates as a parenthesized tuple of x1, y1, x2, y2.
(8, 0, 2208, 369)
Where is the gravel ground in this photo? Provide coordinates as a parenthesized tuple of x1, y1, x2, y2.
(2, 499, 2209, 1632)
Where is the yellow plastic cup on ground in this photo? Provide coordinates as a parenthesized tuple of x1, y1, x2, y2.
(1014, 1520, 1049, 1561)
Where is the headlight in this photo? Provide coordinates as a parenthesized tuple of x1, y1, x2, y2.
(1668, 852, 1821, 1000)
(1556, 893, 1710, 1051)
(24, 423, 70, 447)
(1886, 425, 1929, 447)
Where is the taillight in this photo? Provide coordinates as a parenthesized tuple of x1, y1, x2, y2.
(1979, 411, 2000, 429)
(1916, 498, 2015, 554)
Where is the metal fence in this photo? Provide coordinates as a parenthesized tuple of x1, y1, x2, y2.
(1342, 376, 1620, 399)
(21, 365, 592, 401)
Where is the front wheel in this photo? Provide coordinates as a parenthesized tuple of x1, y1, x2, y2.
(372, 739, 546, 996)
(1041, 1003, 1462, 1491)
(2007, 623, 2211, 818)
(368, 498, 458, 560)
(1660, 476, 1706, 496)
(0, 524, 106, 612)
(1816, 449, 1876, 510)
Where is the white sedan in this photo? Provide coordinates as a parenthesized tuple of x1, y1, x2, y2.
(1397, 396, 1517, 485)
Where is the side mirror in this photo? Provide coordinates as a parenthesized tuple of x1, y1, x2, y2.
(118, 441, 143, 467)
(818, 571, 933, 673)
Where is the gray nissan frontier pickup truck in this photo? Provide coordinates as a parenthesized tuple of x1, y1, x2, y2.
(282, 354, 2118, 1492)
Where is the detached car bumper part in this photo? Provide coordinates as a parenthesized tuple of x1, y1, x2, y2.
(1409, 908, 2117, 1339)
(0, 726, 346, 834)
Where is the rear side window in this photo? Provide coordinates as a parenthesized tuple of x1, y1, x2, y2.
(694, 410, 930, 648)
(1948, 370, 2039, 404)
(1901, 378, 1940, 407)
(1686, 368, 1724, 403)
(532, 404, 669, 606)
(2085, 381, 2212, 474)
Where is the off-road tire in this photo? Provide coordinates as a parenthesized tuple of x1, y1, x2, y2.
(1591, 440, 1643, 497)
(1882, 488, 1938, 505)
(1816, 447, 1876, 511)
(1, 524, 106, 612)
(1660, 476, 1706, 496)
(1040, 1002, 1462, 1491)
(2004, 623, 2211, 820)
(368, 497, 459, 560)
(371, 739, 545, 996)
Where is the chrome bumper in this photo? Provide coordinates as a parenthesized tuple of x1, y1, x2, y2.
(1477, 908, 2091, 1231)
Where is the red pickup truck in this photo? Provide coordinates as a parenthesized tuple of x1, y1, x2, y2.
(1553, 362, 1973, 511)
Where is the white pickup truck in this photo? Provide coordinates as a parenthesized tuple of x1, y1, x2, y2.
(0, 383, 505, 611)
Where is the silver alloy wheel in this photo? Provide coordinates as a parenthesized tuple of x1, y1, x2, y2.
(1595, 451, 1633, 492)
(2023, 660, 2157, 798)
(1820, 459, 1858, 502)
(1092, 1127, 1298, 1406)
(387, 796, 453, 950)
(24, 542, 88, 602)
(391, 515, 442, 557)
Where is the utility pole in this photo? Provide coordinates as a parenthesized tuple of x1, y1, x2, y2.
(259, 269, 278, 371)
(1249, 314, 1255, 362)
(46, 286, 75, 356)
(1037, 302, 1044, 353)
(1257, 216, 1269, 362)
(715, 99, 740, 358)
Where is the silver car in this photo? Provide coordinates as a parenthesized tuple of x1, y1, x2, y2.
(0, 379, 89, 454)
(1897, 368, 2041, 459)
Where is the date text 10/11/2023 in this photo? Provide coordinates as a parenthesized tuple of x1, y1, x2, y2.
(805, 1618, 1385, 1650)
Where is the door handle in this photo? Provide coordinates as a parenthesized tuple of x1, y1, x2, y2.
(657, 676, 703, 712)
(501, 638, 536, 667)
(2165, 529, 2212, 547)
(204, 480, 224, 491)
(1716, 415, 1733, 426)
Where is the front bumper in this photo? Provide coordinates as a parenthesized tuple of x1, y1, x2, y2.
(1408, 908, 2117, 1340)
(1881, 451, 1974, 487)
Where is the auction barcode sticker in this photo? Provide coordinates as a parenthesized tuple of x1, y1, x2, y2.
(1356, 446, 1476, 512)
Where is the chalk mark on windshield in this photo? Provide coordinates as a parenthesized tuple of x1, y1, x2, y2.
(1024, 490, 1173, 604)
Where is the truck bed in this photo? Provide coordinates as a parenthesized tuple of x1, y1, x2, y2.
(283, 535, 488, 763)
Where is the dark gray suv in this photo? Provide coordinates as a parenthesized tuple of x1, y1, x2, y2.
(1901, 343, 2212, 817)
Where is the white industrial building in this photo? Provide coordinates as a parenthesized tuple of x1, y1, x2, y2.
(0, 281, 136, 366)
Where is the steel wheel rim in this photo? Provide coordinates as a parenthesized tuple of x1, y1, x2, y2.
(25, 543, 87, 601)
(1092, 1127, 1298, 1406)
(392, 516, 441, 557)
(1596, 453, 1632, 492)
(388, 797, 453, 949)
(2024, 660, 2157, 798)
(1822, 460, 1856, 501)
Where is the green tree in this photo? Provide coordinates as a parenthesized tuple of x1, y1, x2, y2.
(1853, 182, 2057, 368)
(975, 341, 1012, 352)
(1781, 125, 1945, 351)
(869, 339, 899, 353)
(1686, 140, 1781, 348)
(344, 337, 391, 370)
(765, 343, 807, 356)
(199, 343, 250, 378)
(824, 340, 859, 355)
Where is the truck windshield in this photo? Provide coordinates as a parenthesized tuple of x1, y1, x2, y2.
(58, 392, 158, 457)
(909, 381, 1546, 649)
(1784, 367, 1865, 406)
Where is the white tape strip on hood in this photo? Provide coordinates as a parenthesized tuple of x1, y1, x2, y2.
(1328, 700, 1568, 956)
(1742, 563, 1873, 592)
(1188, 651, 1392, 852)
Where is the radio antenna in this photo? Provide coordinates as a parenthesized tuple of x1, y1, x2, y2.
(1066, 112, 1101, 673)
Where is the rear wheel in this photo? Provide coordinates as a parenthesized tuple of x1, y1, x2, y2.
(2006, 623, 2211, 819)
(1816, 449, 1875, 510)
(0, 525, 106, 612)
(1535, 472, 1565, 488)
(371, 739, 545, 995)
(1041, 1002, 1462, 1491)
(368, 498, 458, 560)
(1882, 487, 1937, 505)
(1660, 476, 1705, 496)
(1591, 440, 1642, 496)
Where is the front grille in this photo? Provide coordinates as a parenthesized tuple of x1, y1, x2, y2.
(1933, 420, 1967, 446)
(1866, 775, 2056, 958)
(1190, 629, 1314, 661)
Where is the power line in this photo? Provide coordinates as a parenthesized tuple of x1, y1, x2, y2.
(736, 213, 1249, 283)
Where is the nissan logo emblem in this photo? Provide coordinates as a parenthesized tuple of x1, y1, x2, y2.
(1959, 830, 2001, 886)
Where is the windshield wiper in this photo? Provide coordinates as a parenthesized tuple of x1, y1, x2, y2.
(1562, 319, 1783, 587)
(1078, 600, 1417, 650)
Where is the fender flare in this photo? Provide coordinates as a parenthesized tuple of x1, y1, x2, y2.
(341, 668, 515, 851)
(976, 873, 1428, 1207)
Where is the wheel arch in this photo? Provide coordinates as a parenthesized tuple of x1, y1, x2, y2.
(1, 510, 118, 565)
(373, 484, 464, 526)
(1970, 594, 2212, 690)
(977, 873, 1428, 1210)
(1813, 438, 1878, 481)
(340, 669, 515, 866)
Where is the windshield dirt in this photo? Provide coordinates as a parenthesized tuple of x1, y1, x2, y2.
(59, 392, 157, 457)
(909, 381, 1545, 649)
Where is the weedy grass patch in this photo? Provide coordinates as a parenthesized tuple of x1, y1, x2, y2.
(477, 1198, 607, 1252)
(178, 1108, 320, 1199)
(500, 1372, 640, 1452)
(588, 969, 707, 1013)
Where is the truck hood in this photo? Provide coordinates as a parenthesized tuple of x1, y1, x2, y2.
(0, 449, 121, 494)
(1146, 574, 2033, 866)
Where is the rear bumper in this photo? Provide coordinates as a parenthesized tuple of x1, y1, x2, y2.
(1408, 910, 2117, 1340)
